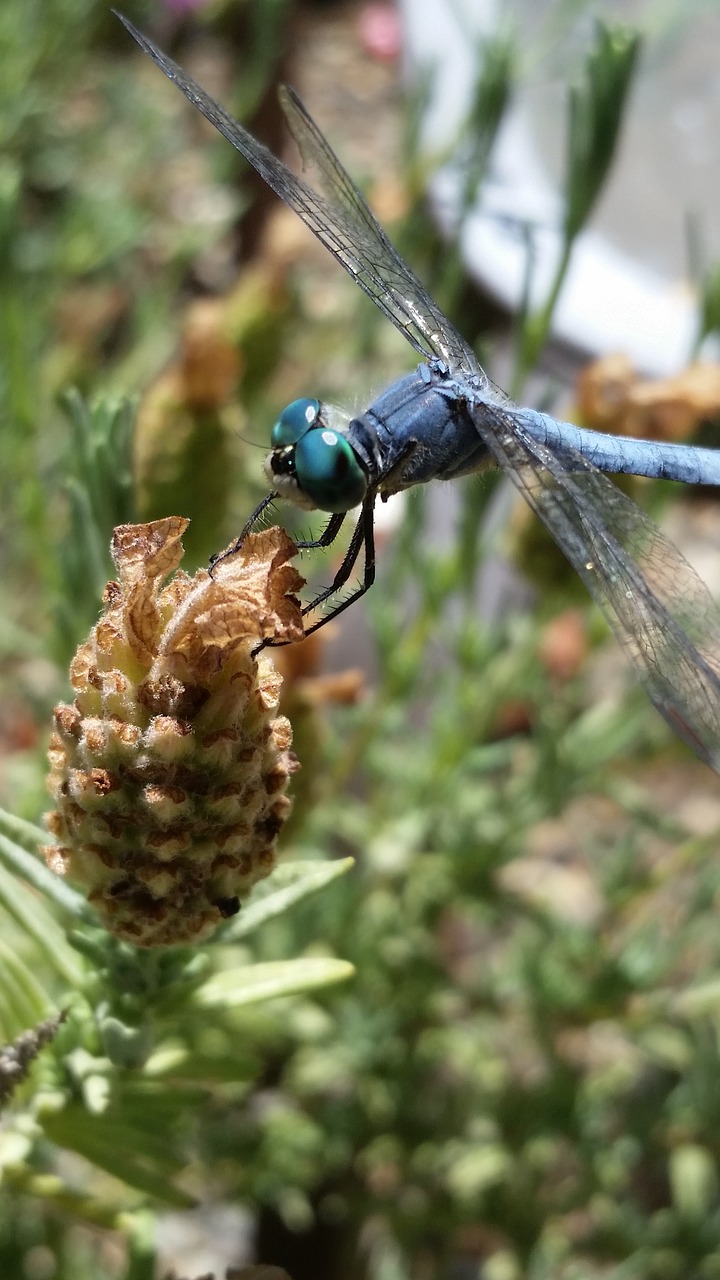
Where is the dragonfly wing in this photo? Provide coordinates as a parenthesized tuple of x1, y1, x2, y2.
(472, 399, 720, 772)
(117, 14, 479, 375)
(277, 85, 479, 375)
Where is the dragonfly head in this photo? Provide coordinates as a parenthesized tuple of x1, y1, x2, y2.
(264, 397, 368, 513)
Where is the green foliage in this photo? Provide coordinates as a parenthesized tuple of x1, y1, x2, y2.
(1, 3, 720, 1280)
(695, 255, 720, 354)
(53, 391, 136, 658)
(0, 819, 354, 1222)
(563, 23, 640, 241)
(513, 20, 641, 391)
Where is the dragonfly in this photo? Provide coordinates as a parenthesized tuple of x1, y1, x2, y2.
(117, 13, 720, 774)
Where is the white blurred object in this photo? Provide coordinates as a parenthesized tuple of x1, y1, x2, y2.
(400, 0, 720, 375)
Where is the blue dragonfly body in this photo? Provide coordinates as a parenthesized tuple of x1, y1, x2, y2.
(118, 14, 720, 773)
(338, 363, 720, 491)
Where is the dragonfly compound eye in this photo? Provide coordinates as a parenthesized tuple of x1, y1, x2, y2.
(271, 397, 321, 448)
(294, 428, 368, 513)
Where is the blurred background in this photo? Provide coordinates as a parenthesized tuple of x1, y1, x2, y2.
(2, 1, 720, 1278)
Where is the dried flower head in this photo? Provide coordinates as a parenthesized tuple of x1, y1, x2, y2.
(0, 1012, 67, 1110)
(44, 517, 303, 947)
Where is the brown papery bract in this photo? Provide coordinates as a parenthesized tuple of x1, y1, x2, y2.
(44, 518, 303, 947)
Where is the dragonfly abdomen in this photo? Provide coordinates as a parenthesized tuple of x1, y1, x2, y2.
(519, 408, 720, 484)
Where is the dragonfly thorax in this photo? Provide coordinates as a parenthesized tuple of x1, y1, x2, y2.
(264, 396, 369, 514)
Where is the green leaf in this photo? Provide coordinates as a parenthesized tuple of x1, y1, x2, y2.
(42, 1104, 197, 1208)
(697, 257, 720, 351)
(0, 859, 84, 987)
(564, 22, 641, 239)
(0, 940, 52, 1038)
(669, 1143, 718, 1221)
(0, 807, 50, 852)
(54, 391, 136, 658)
(217, 858, 355, 943)
(197, 957, 355, 1008)
(144, 1047, 258, 1084)
(0, 820, 89, 921)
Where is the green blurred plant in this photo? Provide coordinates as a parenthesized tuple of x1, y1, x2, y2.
(512, 21, 641, 394)
(699, 267, 720, 349)
(0, 806, 353, 1274)
(53, 390, 136, 659)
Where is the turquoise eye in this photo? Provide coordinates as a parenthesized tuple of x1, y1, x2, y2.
(294, 429, 367, 513)
(271, 398, 320, 448)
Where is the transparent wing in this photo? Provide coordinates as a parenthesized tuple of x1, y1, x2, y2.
(116, 13, 480, 376)
(277, 86, 479, 376)
(474, 399, 720, 771)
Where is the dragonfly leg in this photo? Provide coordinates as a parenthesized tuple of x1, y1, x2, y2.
(254, 497, 376, 651)
(209, 491, 279, 570)
(295, 511, 346, 551)
(300, 496, 376, 638)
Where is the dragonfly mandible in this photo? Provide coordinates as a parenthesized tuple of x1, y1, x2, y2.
(117, 13, 720, 775)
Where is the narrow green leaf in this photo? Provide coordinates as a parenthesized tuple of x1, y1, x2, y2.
(0, 860, 84, 987)
(197, 957, 355, 1008)
(0, 940, 51, 1037)
(124, 1209, 157, 1280)
(669, 978, 720, 1019)
(697, 259, 720, 351)
(0, 831, 89, 920)
(144, 1049, 257, 1084)
(2, 1171, 127, 1228)
(42, 1106, 196, 1208)
(0, 807, 50, 851)
(115, 1081, 211, 1125)
(218, 857, 355, 942)
(564, 22, 641, 239)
